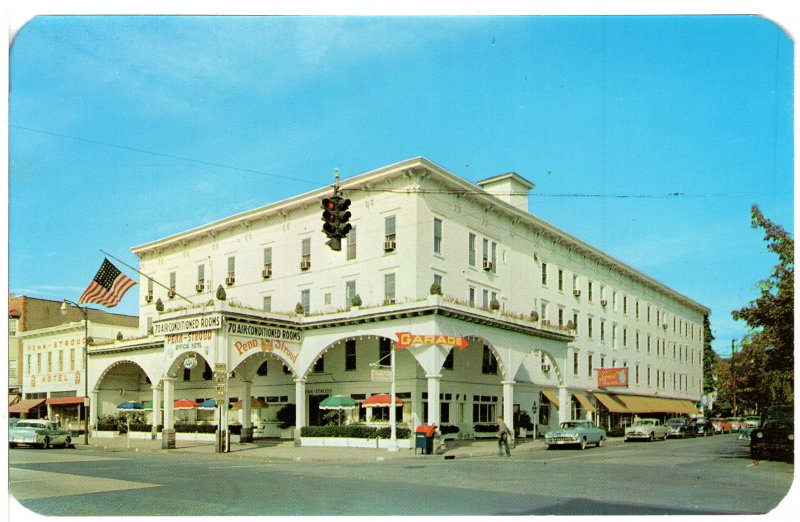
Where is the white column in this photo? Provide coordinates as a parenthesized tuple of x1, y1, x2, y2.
(89, 389, 99, 428)
(502, 380, 515, 433)
(163, 378, 175, 430)
(241, 380, 252, 430)
(387, 346, 398, 451)
(558, 385, 570, 424)
(294, 377, 306, 439)
(426, 374, 441, 426)
(151, 385, 161, 439)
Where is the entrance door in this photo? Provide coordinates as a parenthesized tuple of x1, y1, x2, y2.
(308, 395, 327, 426)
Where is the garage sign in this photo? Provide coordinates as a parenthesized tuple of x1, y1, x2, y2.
(394, 332, 469, 350)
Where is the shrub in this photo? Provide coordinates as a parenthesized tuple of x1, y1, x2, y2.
(300, 424, 411, 439)
(129, 423, 152, 432)
(351, 294, 362, 307)
(607, 426, 625, 437)
(276, 403, 296, 429)
(490, 299, 501, 310)
(430, 282, 443, 295)
(174, 423, 218, 433)
(474, 423, 499, 432)
(439, 424, 460, 435)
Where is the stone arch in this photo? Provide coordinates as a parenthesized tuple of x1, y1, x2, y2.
(231, 349, 297, 381)
(164, 350, 214, 380)
(299, 333, 397, 381)
(94, 359, 153, 392)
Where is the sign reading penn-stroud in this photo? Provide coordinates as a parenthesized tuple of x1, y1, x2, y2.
(153, 314, 223, 335)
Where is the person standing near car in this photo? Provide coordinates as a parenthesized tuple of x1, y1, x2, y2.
(497, 416, 512, 456)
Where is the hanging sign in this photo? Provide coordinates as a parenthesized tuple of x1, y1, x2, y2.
(597, 367, 629, 388)
(371, 368, 392, 382)
(394, 332, 469, 350)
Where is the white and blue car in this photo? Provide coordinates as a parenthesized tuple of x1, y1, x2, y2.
(9, 420, 72, 449)
(545, 420, 606, 449)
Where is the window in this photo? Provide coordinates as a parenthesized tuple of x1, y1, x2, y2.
(433, 274, 442, 291)
(635, 364, 640, 384)
(482, 238, 489, 266)
(558, 269, 564, 291)
(70, 349, 75, 371)
(301, 238, 311, 268)
(647, 367, 651, 387)
(540, 301, 548, 323)
(587, 354, 593, 377)
(385, 216, 396, 244)
(227, 256, 236, 278)
(623, 327, 628, 348)
(313, 355, 324, 373)
(573, 352, 579, 375)
(612, 324, 617, 348)
(491, 241, 497, 272)
(256, 361, 269, 376)
(623, 295, 628, 315)
(481, 345, 498, 374)
(573, 312, 579, 334)
(588, 281, 593, 301)
(345, 340, 357, 371)
(600, 320, 606, 342)
(635, 331, 640, 351)
(27, 354, 31, 374)
(203, 362, 213, 380)
(346, 226, 357, 260)
(635, 300, 639, 319)
(346, 281, 356, 307)
(263, 247, 273, 276)
(300, 289, 310, 314)
(541, 262, 548, 286)
(433, 218, 443, 254)
(263, 296, 272, 312)
(443, 349, 454, 370)
(47, 352, 52, 373)
(384, 273, 396, 304)
(183, 367, 191, 381)
(379, 338, 392, 365)
(169, 271, 177, 297)
(147, 277, 154, 300)
(197, 264, 205, 289)
(482, 289, 489, 308)
(587, 316, 593, 338)
(473, 396, 497, 423)
(469, 233, 476, 266)
(469, 287, 476, 307)
(58, 350, 63, 372)
(558, 308, 564, 327)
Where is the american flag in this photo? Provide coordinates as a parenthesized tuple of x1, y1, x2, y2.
(78, 258, 137, 307)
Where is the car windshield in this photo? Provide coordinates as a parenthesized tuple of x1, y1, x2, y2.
(633, 420, 655, 426)
(14, 421, 44, 428)
(560, 422, 585, 429)
(666, 418, 684, 424)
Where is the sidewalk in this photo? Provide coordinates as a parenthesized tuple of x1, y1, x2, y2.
(75, 435, 623, 462)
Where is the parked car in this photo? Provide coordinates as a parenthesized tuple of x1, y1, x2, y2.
(692, 417, 714, 436)
(750, 404, 794, 462)
(744, 415, 761, 428)
(711, 418, 732, 434)
(738, 426, 755, 441)
(625, 418, 668, 441)
(665, 417, 697, 438)
(544, 420, 606, 450)
(728, 417, 746, 432)
(9, 419, 72, 449)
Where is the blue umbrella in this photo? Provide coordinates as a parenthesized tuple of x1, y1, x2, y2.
(198, 399, 217, 410)
(117, 401, 144, 410)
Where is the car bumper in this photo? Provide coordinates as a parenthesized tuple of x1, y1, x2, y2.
(625, 433, 654, 439)
(546, 438, 580, 445)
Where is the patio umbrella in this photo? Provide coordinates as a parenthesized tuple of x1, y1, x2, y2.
(117, 401, 144, 410)
(197, 399, 218, 410)
(173, 399, 200, 410)
(318, 395, 358, 410)
(142, 401, 163, 410)
(361, 394, 403, 408)
(232, 398, 269, 410)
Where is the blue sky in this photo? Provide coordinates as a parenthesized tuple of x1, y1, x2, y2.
(7, 15, 794, 357)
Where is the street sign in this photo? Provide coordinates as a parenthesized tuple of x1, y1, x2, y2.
(371, 368, 392, 382)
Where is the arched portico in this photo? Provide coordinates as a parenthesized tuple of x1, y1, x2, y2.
(92, 360, 151, 427)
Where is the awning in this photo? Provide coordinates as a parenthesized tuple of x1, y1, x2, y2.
(9, 398, 46, 414)
(573, 393, 596, 413)
(9, 394, 21, 406)
(592, 392, 630, 413)
(541, 390, 560, 410)
(46, 397, 86, 406)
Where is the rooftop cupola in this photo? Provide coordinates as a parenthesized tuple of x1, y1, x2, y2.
(476, 172, 535, 213)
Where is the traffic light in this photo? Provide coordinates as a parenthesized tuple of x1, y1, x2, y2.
(321, 194, 353, 251)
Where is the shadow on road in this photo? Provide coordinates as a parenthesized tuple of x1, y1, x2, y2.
(495, 497, 741, 516)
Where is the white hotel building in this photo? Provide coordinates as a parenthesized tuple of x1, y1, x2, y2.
(87, 157, 708, 445)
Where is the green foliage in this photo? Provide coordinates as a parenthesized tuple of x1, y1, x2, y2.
(702, 315, 716, 394)
(474, 423, 499, 432)
(351, 294, 362, 307)
(216, 285, 227, 301)
(300, 424, 411, 439)
(96, 411, 147, 433)
(438, 424, 461, 435)
(275, 403, 296, 429)
(430, 282, 443, 295)
(295, 302, 305, 314)
(174, 423, 217, 433)
(731, 205, 794, 404)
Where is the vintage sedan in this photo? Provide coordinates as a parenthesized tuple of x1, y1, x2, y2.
(624, 418, 668, 441)
(545, 420, 606, 450)
(665, 417, 697, 438)
(744, 415, 761, 428)
(9, 420, 72, 449)
(711, 418, 732, 434)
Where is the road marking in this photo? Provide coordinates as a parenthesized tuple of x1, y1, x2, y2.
(9, 468, 160, 501)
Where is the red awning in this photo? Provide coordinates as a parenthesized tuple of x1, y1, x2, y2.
(9, 398, 46, 413)
(46, 397, 86, 406)
(361, 394, 403, 408)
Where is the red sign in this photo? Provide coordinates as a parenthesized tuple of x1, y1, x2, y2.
(395, 333, 469, 350)
(597, 367, 629, 388)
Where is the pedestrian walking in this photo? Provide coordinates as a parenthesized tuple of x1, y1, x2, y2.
(497, 416, 512, 456)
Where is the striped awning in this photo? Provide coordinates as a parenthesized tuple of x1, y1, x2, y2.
(593, 392, 630, 413)
(46, 396, 86, 406)
(9, 398, 46, 414)
(573, 392, 596, 413)
(541, 390, 560, 410)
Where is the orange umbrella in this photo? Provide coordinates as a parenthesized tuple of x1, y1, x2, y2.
(232, 398, 269, 409)
(173, 399, 199, 410)
(361, 394, 403, 408)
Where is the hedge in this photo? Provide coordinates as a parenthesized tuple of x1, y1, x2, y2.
(301, 424, 411, 439)
(439, 424, 460, 435)
(129, 423, 163, 433)
(474, 423, 499, 432)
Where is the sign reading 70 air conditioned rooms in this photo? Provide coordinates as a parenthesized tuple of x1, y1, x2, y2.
(226, 321, 301, 366)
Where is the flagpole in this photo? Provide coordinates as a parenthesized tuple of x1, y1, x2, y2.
(100, 249, 194, 305)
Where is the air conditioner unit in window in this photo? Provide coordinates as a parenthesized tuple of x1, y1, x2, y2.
(225, 276, 235, 286)
(167, 289, 176, 299)
(600, 299, 608, 306)
(573, 289, 581, 297)
(541, 320, 551, 326)
(262, 267, 272, 279)
(195, 282, 205, 293)
(300, 259, 311, 270)
(383, 298, 396, 305)
(541, 363, 551, 372)
(145, 292, 153, 303)
(383, 239, 396, 252)
(482, 259, 493, 271)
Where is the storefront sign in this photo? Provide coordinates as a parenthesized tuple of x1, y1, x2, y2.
(153, 314, 222, 335)
(231, 338, 298, 364)
(597, 367, 629, 388)
(165, 330, 215, 353)
(30, 372, 81, 388)
(394, 332, 469, 350)
(225, 322, 302, 343)
(24, 336, 86, 352)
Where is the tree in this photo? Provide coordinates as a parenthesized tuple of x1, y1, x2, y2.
(702, 315, 716, 394)
(731, 205, 794, 403)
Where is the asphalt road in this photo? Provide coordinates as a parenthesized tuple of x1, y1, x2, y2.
(9, 434, 794, 516)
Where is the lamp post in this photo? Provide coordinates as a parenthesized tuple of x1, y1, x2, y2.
(61, 300, 89, 445)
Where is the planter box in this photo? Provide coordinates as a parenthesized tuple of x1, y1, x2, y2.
(301, 437, 413, 449)
(93, 430, 119, 438)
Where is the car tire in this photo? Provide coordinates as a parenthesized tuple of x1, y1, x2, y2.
(64, 437, 71, 448)
(597, 437, 604, 447)
(9, 443, 16, 449)
(580, 438, 587, 450)
(649, 433, 654, 442)
(42, 437, 50, 449)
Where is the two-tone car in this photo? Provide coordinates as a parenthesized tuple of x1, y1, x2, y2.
(624, 418, 668, 442)
(9, 419, 72, 449)
(544, 420, 606, 450)
(691, 417, 714, 436)
(665, 417, 697, 438)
